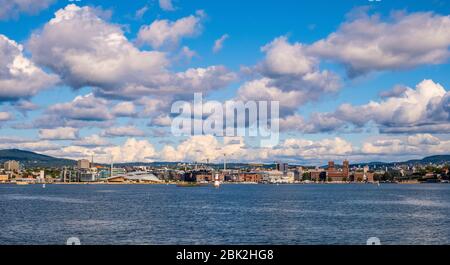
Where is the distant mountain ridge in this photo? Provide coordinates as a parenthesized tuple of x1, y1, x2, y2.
(0, 149, 449, 168)
(0, 149, 75, 167)
(404, 155, 450, 165)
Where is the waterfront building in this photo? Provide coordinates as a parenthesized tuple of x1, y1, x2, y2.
(326, 160, 350, 182)
(276, 162, 288, 173)
(238, 172, 263, 183)
(3, 160, 20, 172)
(196, 173, 213, 182)
(353, 171, 375, 182)
(262, 170, 293, 183)
(77, 159, 91, 169)
(107, 172, 162, 183)
(0, 174, 8, 182)
(77, 168, 98, 182)
(310, 169, 325, 181)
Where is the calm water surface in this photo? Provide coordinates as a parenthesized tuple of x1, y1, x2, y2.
(1, 184, 449, 245)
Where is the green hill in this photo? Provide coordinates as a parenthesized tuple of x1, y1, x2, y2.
(0, 149, 76, 168)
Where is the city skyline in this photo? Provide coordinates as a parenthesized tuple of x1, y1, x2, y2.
(1, 0, 450, 165)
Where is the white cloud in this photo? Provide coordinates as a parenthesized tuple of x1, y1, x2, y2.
(72, 134, 110, 147)
(13, 100, 39, 112)
(152, 114, 172, 127)
(294, 79, 450, 134)
(102, 126, 146, 137)
(0, 34, 59, 102)
(28, 5, 235, 101)
(106, 138, 157, 162)
(179, 46, 197, 61)
(137, 11, 204, 49)
(0, 112, 13, 122)
(135, 5, 149, 20)
(237, 37, 340, 116)
(275, 137, 354, 160)
(43, 138, 157, 163)
(160, 135, 245, 162)
(39, 127, 79, 140)
(407, 134, 441, 146)
(308, 11, 450, 76)
(336, 80, 450, 133)
(28, 4, 168, 91)
(112, 102, 137, 117)
(259, 36, 318, 77)
(0, 0, 55, 20)
(213, 34, 229, 53)
(361, 134, 450, 157)
(236, 78, 308, 115)
(48, 93, 113, 122)
(159, 0, 175, 11)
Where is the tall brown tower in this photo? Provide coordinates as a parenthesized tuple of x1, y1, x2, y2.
(343, 160, 349, 178)
(328, 161, 335, 170)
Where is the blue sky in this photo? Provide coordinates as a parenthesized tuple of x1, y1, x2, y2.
(0, 0, 450, 164)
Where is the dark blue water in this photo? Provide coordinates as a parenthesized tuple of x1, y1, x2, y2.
(1, 184, 449, 245)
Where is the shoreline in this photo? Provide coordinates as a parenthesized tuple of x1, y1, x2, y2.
(0, 181, 442, 185)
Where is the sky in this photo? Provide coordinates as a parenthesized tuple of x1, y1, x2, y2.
(0, 0, 450, 165)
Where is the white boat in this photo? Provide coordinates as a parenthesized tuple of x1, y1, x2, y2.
(42, 183, 46, 188)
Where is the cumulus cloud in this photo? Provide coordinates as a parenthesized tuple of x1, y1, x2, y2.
(379, 85, 408, 98)
(158, 135, 354, 164)
(28, 4, 168, 91)
(112, 102, 137, 117)
(308, 11, 450, 77)
(361, 134, 450, 157)
(0, 0, 55, 20)
(11, 131, 450, 164)
(42, 138, 157, 163)
(236, 78, 308, 115)
(259, 37, 318, 77)
(0, 139, 60, 152)
(179, 46, 197, 61)
(48, 93, 113, 122)
(106, 138, 157, 162)
(213, 34, 229, 53)
(28, 5, 235, 101)
(135, 5, 149, 20)
(337, 80, 450, 133)
(293, 80, 450, 134)
(72, 134, 110, 147)
(152, 114, 172, 127)
(13, 100, 39, 113)
(0, 34, 59, 102)
(102, 126, 146, 137)
(159, 0, 175, 11)
(237, 37, 340, 116)
(39, 127, 79, 140)
(137, 11, 204, 49)
(0, 111, 13, 122)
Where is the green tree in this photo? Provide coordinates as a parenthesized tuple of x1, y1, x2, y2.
(302, 172, 311, 181)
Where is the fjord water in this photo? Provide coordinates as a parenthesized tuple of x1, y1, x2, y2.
(1, 184, 449, 245)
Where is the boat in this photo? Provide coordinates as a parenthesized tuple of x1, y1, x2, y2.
(42, 183, 46, 188)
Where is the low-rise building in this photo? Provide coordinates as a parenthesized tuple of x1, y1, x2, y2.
(238, 172, 263, 183)
(0, 174, 9, 182)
